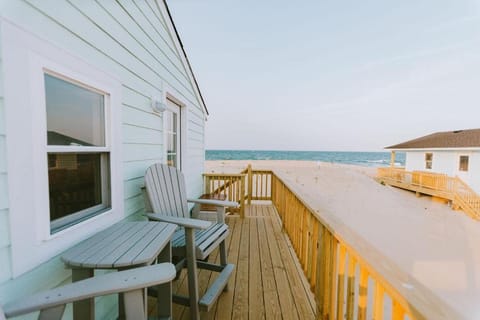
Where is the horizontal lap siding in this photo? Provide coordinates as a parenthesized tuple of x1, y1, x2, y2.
(11, 0, 204, 213)
(0, 0, 206, 316)
(0, 21, 12, 283)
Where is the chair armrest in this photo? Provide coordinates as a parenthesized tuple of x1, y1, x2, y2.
(187, 198, 239, 208)
(147, 213, 211, 230)
(2, 263, 175, 318)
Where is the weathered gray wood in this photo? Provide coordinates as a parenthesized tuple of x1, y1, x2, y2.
(2, 263, 175, 319)
(144, 163, 234, 320)
(123, 289, 146, 319)
(145, 163, 190, 218)
(62, 222, 176, 269)
(198, 263, 235, 311)
(38, 305, 65, 320)
(185, 228, 200, 319)
(187, 198, 239, 208)
(156, 242, 173, 319)
(72, 268, 94, 319)
(147, 214, 210, 230)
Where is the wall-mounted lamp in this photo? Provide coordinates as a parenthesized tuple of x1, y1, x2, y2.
(151, 97, 167, 113)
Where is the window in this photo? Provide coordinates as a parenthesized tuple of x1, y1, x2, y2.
(45, 73, 111, 233)
(459, 155, 469, 172)
(425, 153, 433, 169)
(165, 98, 182, 168)
(3, 21, 123, 277)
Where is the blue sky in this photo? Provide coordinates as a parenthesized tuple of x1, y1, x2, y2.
(168, 0, 480, 151)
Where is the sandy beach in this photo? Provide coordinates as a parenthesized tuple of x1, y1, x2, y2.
(206, 160, 480, 319)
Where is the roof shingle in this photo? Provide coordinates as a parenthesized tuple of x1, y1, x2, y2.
(387, 128, 480, 149)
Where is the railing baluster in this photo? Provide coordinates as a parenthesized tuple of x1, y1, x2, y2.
(373, 282, 384, 320)
(346, 256, 357, 320)
(336, 245, 347, 320)
(358, 267, 369, 320)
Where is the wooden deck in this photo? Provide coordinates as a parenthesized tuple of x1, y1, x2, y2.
(149, 202, 316, 319)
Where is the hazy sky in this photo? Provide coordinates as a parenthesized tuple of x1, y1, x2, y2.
(168, 0, 480, 151)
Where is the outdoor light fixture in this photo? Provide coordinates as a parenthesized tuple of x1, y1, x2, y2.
(151, 96, 167, 113)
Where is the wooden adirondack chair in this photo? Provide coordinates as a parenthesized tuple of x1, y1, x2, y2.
(0, 263, 175, 320)
(144, 163, 237, 320)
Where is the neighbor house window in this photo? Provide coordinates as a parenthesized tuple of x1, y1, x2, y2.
(165, 98, 182, 168)
(45, 73, 111, 233)
(425, 153, 433, 169)
(459, 155, 469, 172)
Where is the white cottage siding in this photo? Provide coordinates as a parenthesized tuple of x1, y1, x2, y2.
(0, 0, 206, 316)
(0, 23, 12, 284)
(404, 150, 480, 194)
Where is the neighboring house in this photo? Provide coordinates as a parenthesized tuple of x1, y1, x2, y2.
(386, 128, 480, 193)
(0, 1, 207, 318)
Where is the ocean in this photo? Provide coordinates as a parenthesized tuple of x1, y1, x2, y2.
(205, 150, 405, 168)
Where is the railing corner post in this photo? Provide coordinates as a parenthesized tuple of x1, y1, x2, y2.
(247, 164, 253, 205)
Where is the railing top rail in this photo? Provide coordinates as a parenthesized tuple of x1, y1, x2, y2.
(250, 170, 274, 174)
(202, 173, 246, 178)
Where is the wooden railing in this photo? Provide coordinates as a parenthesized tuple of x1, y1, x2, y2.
(203, 173, 246, 217)
(269, 171, 462, 320)
(203, 166, 274, 217)
(241, 164, 274, 203)
(377, 167, 480, 220)
(204, 164, 463, 319)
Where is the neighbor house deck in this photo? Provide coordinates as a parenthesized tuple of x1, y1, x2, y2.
(149, 202, 316, 319)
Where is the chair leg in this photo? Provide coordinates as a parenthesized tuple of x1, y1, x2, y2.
(123, 289, 146, 320)
(38, 305, 66, 320)
(185, 228, 200, 320)
(157, 242, 173, 318)
(219, 240, 229, 291)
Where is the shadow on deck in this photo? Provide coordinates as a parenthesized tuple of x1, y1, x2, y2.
(149, 202, 316, 319)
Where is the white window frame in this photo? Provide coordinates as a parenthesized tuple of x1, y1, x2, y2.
(459, 155, 469, 172)
(163, 92, 186, 170)
(2, 21, 123, 277)
(425, 152, 433, 170)
(45, 72, 112, 233)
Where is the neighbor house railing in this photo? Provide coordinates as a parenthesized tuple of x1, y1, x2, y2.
(377, 167, 480, 220)
(205, 164, 463, 319)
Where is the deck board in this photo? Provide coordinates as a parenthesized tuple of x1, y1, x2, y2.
(149, 203, 316, 319)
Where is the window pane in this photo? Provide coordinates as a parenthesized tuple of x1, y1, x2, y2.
(167, 133, 177, 154)
(167, 154, 177, 168)
(48, 153, 110, 226)
(45, 74, 105, 146)
(460, 156, 469, 171)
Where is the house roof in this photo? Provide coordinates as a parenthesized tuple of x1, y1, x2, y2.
(163, 0, 209, 116)
(386, 128, 480, 149)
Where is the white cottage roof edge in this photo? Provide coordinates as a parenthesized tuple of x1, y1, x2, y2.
(161, 0, 209, 116)
(386, 147, 480, 152)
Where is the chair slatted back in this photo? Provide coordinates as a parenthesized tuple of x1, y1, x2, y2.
(145, 163, 190, 218)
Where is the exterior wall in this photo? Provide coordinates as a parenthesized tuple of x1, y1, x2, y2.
(0, 22, 12, 286)
(0, 0, 206, 318)
(405, 150, 480, 194)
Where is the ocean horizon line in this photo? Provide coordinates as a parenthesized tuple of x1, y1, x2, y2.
(206, 150, 405, 168)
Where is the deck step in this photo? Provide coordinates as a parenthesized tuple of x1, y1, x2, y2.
(199, 264, 234, 312)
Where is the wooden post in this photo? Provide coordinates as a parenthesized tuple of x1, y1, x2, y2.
(240, 175, 246, 218)
(247, 164, 253, 205)
(390, 151, 396, 167)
